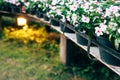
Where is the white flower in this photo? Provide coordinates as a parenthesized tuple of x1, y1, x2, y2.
(104, 8, 111, 17)
(108, 22, 117, 31)
(66, 16, 70, 22)
(96, 7, 103, 14)
(6, 0, 16, 4)
(38, 4, 42, 8)
(104, 5, 119, 17)
(89, 6, 94, 12)
(109, 5, 119, 14)
(99, 23, 107, 32)
(60, 15, 66, 22)
(75, 0, 82, 4)
(56, 9, 61, 15)
(117, 28, 120, 34)
(34, 0, 39, 2)
(70, 4, 78, 11)
(71, 13, 78, 25)
(59, 1, 64, 5)
(46, 13, 50, 17)
(115, 13, 120, 17)
(47, 10, 54, 17)
(72, 13, 77, 21)
(109, 22, 118, 27)
(51, 0, 59, 5)
(66, 11, 71, 22)
(49, 5, 56, 10)
(69, 0, 74, 2)
(90, 1, 99, 5)
(45, 3, 49, 8)
(81, 2, 90, 11)
(95, 27, 103, 36)
(104, 20, 106, 24)
(81, 15, 90, 23)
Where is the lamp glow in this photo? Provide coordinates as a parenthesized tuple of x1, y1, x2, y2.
(17, 17, 27, 26)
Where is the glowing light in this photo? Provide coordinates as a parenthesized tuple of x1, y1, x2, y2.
(17, 17, 27, 26)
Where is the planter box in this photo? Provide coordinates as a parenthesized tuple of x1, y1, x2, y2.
(0, 3, 20, 13)
(43, 14, 49, 21)
(11, 5, 20, 13)
(97, 36, 120, 66)
(50, 18, 60, 27)
(36, 12, 44, 18)
(30, 10, 36, 15)
(76, 32, 88, 46)
(60, 22, 74, 33)
(0, 3, 12, 12)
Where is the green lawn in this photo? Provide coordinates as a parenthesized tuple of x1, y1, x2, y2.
(0, 39, 75, 80)
(0, 38, 120, 80)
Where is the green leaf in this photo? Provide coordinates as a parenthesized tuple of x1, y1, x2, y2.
(115, 39, 119, 50)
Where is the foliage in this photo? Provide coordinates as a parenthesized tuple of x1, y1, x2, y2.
(3, 24, 60, 45)
(0, 0, 20, 12)
(94, 0, 120, 50)
(47, 0, 64, 20)
(0, 0, 3, 4)
(22, 0, 51, 14)
(1, 16, 16, 27)
(3, 25, 48, 44)
(25, 0, 39, 14)
(0, 1, 11, 11)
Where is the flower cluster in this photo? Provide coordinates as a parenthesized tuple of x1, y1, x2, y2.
(94, 1, 120, 50)
(47, 0, 64, 20)
(20, 0, 120, 50)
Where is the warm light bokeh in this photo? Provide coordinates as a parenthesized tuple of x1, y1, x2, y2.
(17, 17, 27, 26)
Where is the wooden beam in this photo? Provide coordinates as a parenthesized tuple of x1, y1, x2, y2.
(0, 10, 50, 26)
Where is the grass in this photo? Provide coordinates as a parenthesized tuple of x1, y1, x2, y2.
(0, 39, 75, 80)
(0, 38, 120, 80)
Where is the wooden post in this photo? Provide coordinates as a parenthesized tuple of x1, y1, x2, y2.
(60, 34, 76, 66)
